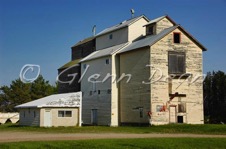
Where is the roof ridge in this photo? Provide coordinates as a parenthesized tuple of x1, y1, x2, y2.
(96, 15, 148, 37)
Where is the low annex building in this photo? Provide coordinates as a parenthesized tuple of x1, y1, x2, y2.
(15, 92, 82, 127)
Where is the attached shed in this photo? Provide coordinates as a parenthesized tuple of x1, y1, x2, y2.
(15, 92, 82, 127)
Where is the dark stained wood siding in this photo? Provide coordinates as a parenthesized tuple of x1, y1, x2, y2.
(71, 39, 96, 60)
(58, 38, 96, 93)
(58, 65, 81, 93)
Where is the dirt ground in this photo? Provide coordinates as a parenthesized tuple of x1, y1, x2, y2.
(0, 131, 226, 143)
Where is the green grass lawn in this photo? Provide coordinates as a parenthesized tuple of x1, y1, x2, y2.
(1, 123, 226, 134)
(0, 138, 226, 149)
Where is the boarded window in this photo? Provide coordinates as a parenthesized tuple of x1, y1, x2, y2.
(58, 111, 72, 117)
(168, 52, 185, 74)
(178, 103, 186, 113)
(174, 33, 181, 43)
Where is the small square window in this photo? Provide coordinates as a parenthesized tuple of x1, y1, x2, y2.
(107, 89, 111, 94)
(106, 59, 109, 64)
(65, 111, 72, 117)
(156, 105, 163, 112)
(148, 26, 154, 35)
(58, 111, 64, 117)
(109, 34, 113, 39)
(174, 33, 181, 43)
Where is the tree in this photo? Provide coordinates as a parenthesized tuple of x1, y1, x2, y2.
(204, 71, 226, 123)
(30, 75, 57, 100)
(0, 79, 31, 112)
(0, 75, 57, 112)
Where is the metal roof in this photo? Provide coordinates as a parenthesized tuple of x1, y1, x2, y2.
(144, 16, 166, 26)
(58, 59, 81, 70)
(80, 43, 129, 62)
(118, 24, 207, 54)
(143, 15, 177, 26)
(15, 92, 82, 108)
(71, 36, 95, 48)
(96, 15, 149, 37)
(118, 25, 179, 54)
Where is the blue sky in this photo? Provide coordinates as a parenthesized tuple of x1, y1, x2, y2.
(0, 0, 226, 86)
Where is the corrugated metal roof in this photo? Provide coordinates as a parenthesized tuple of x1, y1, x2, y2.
(80, 43, 129, 62)
(118, 25, 179, 54)
(58, 59, 81, 70)
(96, 15, 149, 37)
(15, 92, 82, 108)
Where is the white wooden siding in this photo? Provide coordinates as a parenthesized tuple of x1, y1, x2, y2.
(96, 28, 128, 50)
(81, 56, 112, 125)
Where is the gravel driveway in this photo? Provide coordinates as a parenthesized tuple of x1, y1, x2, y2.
(0, 132, 226, 143)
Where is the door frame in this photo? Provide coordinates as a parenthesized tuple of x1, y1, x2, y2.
(91, 109, 98, 125)
(44, 109, 52, 127)
(169, 105, 177, 123)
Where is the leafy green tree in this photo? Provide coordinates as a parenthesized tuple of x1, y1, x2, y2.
(0, 79, 31, 112)
(30, 75, 57, 100)
(204, 71, 226, 123)
(0, 75, 57, 112)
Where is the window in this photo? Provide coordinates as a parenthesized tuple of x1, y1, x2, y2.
(105, 59, 109, 64)
(83, 64, 87, 69)
(139, 107, 143, 118)
(107, 89, 111, 94)
(146, 24, 156, 35)
(178, 103, 186, 113)
(168, 52, 185, 74)
(98, 90, 100, 94)
(109, 34, 113, 39)
(173, 32, 181, 43)
(147, 26, 155, 35)
(23, 111, 25, 117)
(58, 111, 72, 117)
(156, 105, 164, 112)
(177, 116, 183, 123)
(148, 26, 154, 35)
